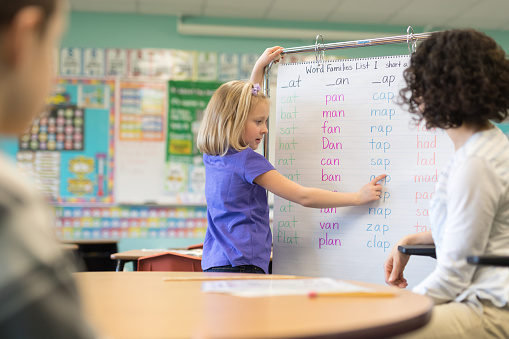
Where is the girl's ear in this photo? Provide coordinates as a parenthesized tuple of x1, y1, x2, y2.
(0, 6, 44, 68)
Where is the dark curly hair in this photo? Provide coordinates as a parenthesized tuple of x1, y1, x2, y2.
(400, 29, 509, 129)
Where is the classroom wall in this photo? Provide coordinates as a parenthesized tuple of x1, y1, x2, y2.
(61, 11, 509, 256)
(63, 12, 409, 56)
(63, 12, 509, 55)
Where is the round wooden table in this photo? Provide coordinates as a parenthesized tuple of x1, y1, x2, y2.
(74, 271, 432, 339)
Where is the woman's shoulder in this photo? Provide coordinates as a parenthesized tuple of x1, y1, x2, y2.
(467, 127, 509, 172)
(451, 129, 509, 188)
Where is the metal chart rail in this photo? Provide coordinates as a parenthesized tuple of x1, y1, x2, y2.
(261, 27, 435, 160)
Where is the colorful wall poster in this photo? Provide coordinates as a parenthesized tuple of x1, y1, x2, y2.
(106, 49, 128, 76)
(54, 205, 207, 240)
(172, 50, 196, 80)
(239, 53, 258, 80)
(17, 151, 61, 199)
(119, 81, 166, 141)
(196, 52, 218, 81)
(165, 81, 222, 203)
(13, 78, 115, 203)
(218, 53, 239, 81)
(55, 46, 285, 84)
(19, 106, 84, 152)
(128, 49, 173, 78)
(60, 47, 82, 76)
(83, 48, 105, 76)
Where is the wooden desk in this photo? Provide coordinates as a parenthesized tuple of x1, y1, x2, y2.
(110, 249, 202, 272)
(74, 272, 432, 339)
(111, 249, 166, 272)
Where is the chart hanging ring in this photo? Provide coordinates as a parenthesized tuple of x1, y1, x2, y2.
(315, 34, 325, 65)
(407, 26, 417, 54)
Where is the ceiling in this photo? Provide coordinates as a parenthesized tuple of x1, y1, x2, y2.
(69, 0, 509, 31)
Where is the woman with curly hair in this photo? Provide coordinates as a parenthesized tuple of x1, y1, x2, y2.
(384, 29, 509, 338)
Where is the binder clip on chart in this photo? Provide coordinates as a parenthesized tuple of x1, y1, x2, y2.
(315, 34, 325, 66)
(407, 26, 418, 54)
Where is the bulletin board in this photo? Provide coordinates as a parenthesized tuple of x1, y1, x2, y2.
(12, 78, 115, 203)
(164, 80, 222, 204)
(272, 55, 455, 287)
(114, 80, 222, 205)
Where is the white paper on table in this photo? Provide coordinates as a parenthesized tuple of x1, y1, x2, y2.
(201, 278, 374, 298)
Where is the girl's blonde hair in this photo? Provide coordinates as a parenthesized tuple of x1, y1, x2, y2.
(197, 81, 268, 156)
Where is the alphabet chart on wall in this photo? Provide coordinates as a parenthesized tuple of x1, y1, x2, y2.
(273, 55, 455, 287)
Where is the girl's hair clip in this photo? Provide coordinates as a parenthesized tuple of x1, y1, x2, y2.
(251, 83, 261, 96)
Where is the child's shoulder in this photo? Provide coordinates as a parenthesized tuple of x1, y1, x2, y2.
(223, 147, 264, 158)
(242, 148, 268, 161)
(204, 148, 267, 163)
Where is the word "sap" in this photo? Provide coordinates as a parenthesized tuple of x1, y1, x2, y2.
(370, 158, 390, 170)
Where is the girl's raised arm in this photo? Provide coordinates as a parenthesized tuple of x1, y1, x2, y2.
(250, 46, 284, 85)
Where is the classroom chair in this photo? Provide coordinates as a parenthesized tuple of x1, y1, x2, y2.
(138, 252, 203, 272)
(399, 245, 509, 267)
(398, 245, 436, 258)
(467, 255, 509, 266)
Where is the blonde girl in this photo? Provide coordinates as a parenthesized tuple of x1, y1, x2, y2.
(198, 47, 386, 274)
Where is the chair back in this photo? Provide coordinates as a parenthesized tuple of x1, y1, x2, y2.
(187, 243, 204, 250)
(138, 252, 203, 272)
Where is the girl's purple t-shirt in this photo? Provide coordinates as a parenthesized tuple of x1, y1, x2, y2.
(202, 148, 275, 273)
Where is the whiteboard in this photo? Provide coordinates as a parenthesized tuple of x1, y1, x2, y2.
(272, 55, 454, 288)
(114, 80, 221, 205)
